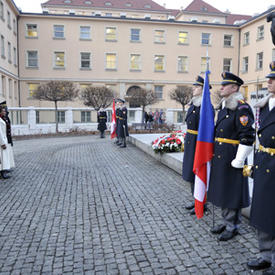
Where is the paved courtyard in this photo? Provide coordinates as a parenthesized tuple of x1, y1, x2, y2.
(0, 135, 260, 274)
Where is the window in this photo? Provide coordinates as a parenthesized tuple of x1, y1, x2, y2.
(57, 111, 65, 123)
(130, 54, 141, 70)
(28, 83, 39, 97)
(81, 111, 91, 123)
(80, 52, 91, 69)
(243, 32, 249, 45)
(155, 30, 165, 43)
(54, 25, 64, 38)
(13, 47, 16, 65)
(177, 111, 183, 123)
(105, 2, 112, 6)
(36, 111, 40, 123)
(178, 31, 188, 44)
(7, 10, 10, 28)
(144, 4, 151, 8)
(130, 28, 140, 41)
(13, 18, 16, 34)
(257, 25, 264, 40)
(7, 42, 11, 63)
(223, 58, 232, 72)
(106, 13, 112, 17)
(27, 50, 38, 67)
(54, 51, 65, 68)
(272, 49, 275, 61)
(242, 56, 249, 73)
(178, 56, 188, 72)
(80, 26, 91, 40)
(256, 52, 263, 70)
(26, 24, 38, 37)
(200, 57, 209, 72)
(0, 35, 4, 58)
(201, 33, 211, 45)
(105, 53, 116, 70)
(8, 79, 12, 99)
(0, 1, 4, 20)
(154, 85, 163, 99)
(224, 35, 232, 47)
(154, 55, 164, 71)
(105, 27, 116, 41)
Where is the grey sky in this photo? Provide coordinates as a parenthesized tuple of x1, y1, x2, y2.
(14, 0, 275, 16)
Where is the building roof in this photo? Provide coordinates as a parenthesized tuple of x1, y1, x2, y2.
(184, 0, 223, 14)
(42, 0, 168, 12)
(225, 13, 252, 25)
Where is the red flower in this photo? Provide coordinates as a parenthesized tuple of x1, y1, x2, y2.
(176, 139, 181, 144)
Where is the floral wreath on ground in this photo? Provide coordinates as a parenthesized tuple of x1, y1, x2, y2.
(152, 130, 186, 154)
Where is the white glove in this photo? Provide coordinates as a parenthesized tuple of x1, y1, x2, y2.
(231, 144, 253, 168)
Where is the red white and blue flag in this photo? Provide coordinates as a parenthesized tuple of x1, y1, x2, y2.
(193, 70, 214, 219)
(110, 99, 117, 139)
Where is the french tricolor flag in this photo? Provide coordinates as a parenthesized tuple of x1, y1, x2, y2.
(193, 70, 214, 219)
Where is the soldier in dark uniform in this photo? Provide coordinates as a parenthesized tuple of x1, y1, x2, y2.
(247, 62, 275, 274)
(182, 76, 211, 215)
(97, 107, 107, 138)
(117, 99, 128, 148)
(208, 72, 255, 241)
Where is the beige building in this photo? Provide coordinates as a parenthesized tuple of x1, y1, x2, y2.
(1, 0, 275, 123)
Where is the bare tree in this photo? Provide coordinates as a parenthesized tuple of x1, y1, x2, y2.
(32, 81, 79, 133)
(81, 86, 114, 111)
(125, 87, 158, 122)
(170, 85, 192, 122)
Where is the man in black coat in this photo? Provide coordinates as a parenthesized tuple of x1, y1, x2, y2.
(118, 99, 128, 148)
(207, 72, 255, 241)
(182, 75, 211, 215)
(247, 62, 275, 274)
(97, 107, 107, 138)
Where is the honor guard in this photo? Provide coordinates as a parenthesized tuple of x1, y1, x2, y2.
(116, 99, 129, 148)
(247, 62, 275, 274)
(97, 107, 107, 138)
(182, 76, 211, 215)
(207, 72, 255, 241)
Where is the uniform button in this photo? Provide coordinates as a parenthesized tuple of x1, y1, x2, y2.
(193, 110, 196, 113)
(220, 129, 223, 132)
(272, 136, 275, 140)
(219, 142, 222, 145)
(259, 134, 262, 137)
(218, 155, 221, 159)
(188, 141, 190, 144)
(226, 115, 229, 118)
(266, 169, 270, 173)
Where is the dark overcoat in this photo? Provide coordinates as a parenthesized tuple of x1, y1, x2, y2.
(117, 107, 129, 138)
(97, 111, 107, 131)
(250, 101, 275, 237)
(207, 98, 254, 209)
(182, 104, 200, 185)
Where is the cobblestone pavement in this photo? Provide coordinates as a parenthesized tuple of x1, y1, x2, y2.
(0, 135, 260, 274)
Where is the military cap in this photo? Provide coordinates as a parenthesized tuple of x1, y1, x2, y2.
(0, 100, 7, 107)
(193, 75, 212, 89)
(221, 72, 244, 86)
(266, 61, 275, 78)
(116, 98, 125, 103)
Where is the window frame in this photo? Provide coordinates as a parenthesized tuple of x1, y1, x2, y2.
(178, 31, 189, 45)
(201, 33, 211, 46)
(154, 29, 165, 44)
(80, 52, 91, 70)
(256, 52, 263, 71)
(105, 53, 117, 70)
(178, 56, 188, 73)
(26, 23, 38, 38)
(53, 51, 65, 69)
(224, 34, 233, 47)
(80, 26, 91, 40)
(26, 50, 38, 68)
(154, 55, 165, 72)
(53, 25, 65, 39)
(130, 28, 140, 42)
(243, 31, 250, 46)
(129, 53, 141, 71)
(242, 56, 249, 73)
(223, 58, 232, 72)
(105, 26, 117, 42)
(257, 25, 264, 41)
(154, 85, 163, 99)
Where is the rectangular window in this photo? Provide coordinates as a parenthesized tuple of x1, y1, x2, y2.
(223, 58, 232, 72)
(105, 27, 116, 41)
(81, 111, 91, 123)
(26, 24, 38, 37)
(130, 28, 140, 41)
(0, 1, 4, 20)
(36, 111, 40, 124)
(224, 34, 232, 47)
(272, 49, 275, 61)
(130, 54, 141, 70)
(54, 51, 65, 68)
(201, 33, 211, 45)
(80, 52, 91, 69)
(242, 56, 249, 73)
(178, 56, 188, 72)
(7, 42, 11, 63)
(57, 111, 65, 123)
(178, 31, 188, 44)
(8, 79, 12, 99)
(154, 55, 164, 71)
(1, 35, 5, 57)
(154, 85, 163, 99)
(54, 25, 64, 38)
(27, 50, 38, 67)
(7, 10, 10, 28)
(201, 57, 209, 72)
(256, 52, 263, 70)
(155, 30, 165, 43)
(243, 32, 250, 45)
(105, 53, 116, 70)
(257, 25, 264, 40)
(28, 83, 39, 97)
(13, 18, 16, 34)
(177, 111, 183, 123)
(13, 47, 16, 65)
(80, 26, 91, 40)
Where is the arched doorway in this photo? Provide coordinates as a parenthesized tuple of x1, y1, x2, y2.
(126, 85, 141, 108)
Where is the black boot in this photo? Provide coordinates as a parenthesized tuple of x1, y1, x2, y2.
(1, 171, 10, 179)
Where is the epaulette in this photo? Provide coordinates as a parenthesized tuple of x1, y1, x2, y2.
(238, 99, 249, 110)
(238, 99, 246, 104)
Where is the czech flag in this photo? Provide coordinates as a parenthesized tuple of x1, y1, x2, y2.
(193, 70, 214, 219)
(110, 99, 117, 139)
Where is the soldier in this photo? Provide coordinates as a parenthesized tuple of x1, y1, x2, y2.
(207, 72, 255, 241)
(247, 62, 275, 274)
(183, 76, 211, 215)
(97, 107, 107, 138)
(118, 99, 128, 148)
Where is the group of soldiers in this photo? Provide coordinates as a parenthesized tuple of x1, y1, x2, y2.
(182, 62, 275, 274)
